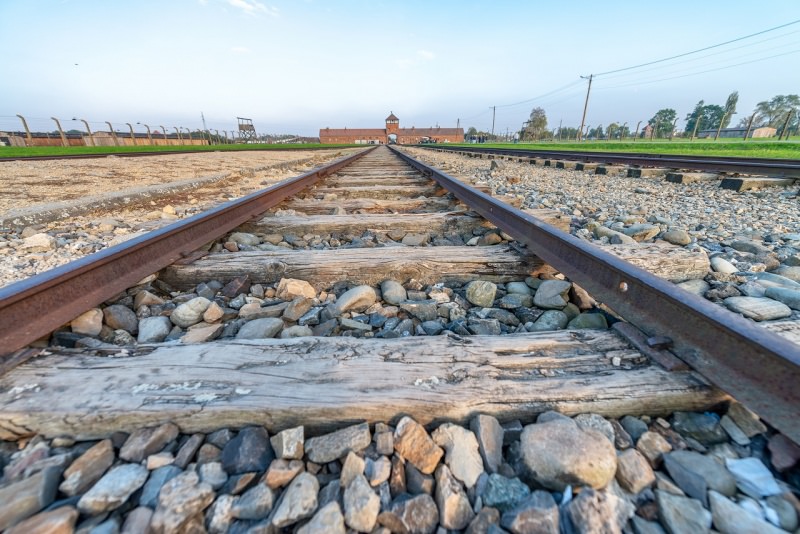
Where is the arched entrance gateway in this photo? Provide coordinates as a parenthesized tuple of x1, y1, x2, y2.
(319, 112, 464, 144)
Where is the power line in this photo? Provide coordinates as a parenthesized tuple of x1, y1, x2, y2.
(496, 80, 584, 108)
(595, 48, 800, 90)
(595, 18, 800, 77)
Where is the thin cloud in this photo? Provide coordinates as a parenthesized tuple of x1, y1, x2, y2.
(231, 46, 252, 53)
(226, 0, 278, 16)
(417, 50, 435, 60)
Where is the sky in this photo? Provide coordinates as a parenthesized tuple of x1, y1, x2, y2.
(1, 0, 799, 137)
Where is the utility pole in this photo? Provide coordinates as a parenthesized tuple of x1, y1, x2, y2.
(456, 118, 460, 129)
(780, 110, 794, 140)
(744, 112, 757, 141)
(578, 74, 593, 141)
(490, 106, 496, 137)
(557, 119, 562, 141)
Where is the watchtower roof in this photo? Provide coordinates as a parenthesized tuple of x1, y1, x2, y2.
(385, 112, 399, 121)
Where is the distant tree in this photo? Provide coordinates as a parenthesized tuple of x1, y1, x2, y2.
(684, 100, 705, 134)
(685, 101, 724, 134)
(588, 124, 604, 139)
(648, 108, 677, 138)
(466, 126, 478, 136)
(523, 107, 548, 140)
(752, 94, 800, 135)
(722, 91, 739, 128)
(557, 127, 579, 140)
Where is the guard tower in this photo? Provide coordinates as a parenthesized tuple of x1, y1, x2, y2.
(237, 117, 257, 143)
(385, 112, 399, 134)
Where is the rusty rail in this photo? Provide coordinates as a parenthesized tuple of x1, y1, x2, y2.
(391, 146, 800, 443)
(0, 148, 373, 355)
(423, 145, 800, 178)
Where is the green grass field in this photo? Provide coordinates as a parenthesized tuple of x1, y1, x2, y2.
(449, 139, 800, 159)
(0, 143, 360, 158)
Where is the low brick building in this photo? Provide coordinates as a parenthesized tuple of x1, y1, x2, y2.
(319, 113, 463, 144)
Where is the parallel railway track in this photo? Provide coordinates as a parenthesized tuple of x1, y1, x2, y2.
(0, 145, 797, 444)
(422, 145, 800, 178)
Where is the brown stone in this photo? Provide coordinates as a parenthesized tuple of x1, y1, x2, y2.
(221, 275, 251, 298)
(4, 506, 78, 534)
(263, 458, 304, 489)
(636, 431, 672, 468)
(768, 434, 800, 472)
(60, 439, 114, 496)
(615, 449, 656, 494)
(394, 416, 444, 475)
(120, 422, 180, 463)
(0, 467, 61, 531)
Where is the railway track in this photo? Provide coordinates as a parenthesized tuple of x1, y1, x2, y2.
(0, 145, 798, 532)
(0, 146, 338, 163)
(421, 145, 800, 179)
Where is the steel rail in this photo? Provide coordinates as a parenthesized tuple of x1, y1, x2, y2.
(423, 145, 800, 178)
(0, 146, 350, 163)
(0, 147, 374, 356)
(391, 146, 800, 443)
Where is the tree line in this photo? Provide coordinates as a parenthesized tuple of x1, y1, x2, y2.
(466, 92, 799, 142)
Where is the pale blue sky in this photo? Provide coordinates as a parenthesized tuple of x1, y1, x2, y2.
(1, 1, 799, 136)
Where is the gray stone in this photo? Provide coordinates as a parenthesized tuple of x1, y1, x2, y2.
(420, 320, 444, 335)
(663, 450, 736, 504)
(568, 312, 608, 329)
(340, 451, 365, 489)
(533, 280, 572, 309)
(306, 422, 371, 464)
(595, 226, 636, 244)
(180, 322, 223, 343)
(520, 418, 617, 491)
(151, 471, 215, 533)
(481, 474, 531, 513)
(60, 439, 114, 497)
(222, 426, 275, 475)
(724, 296, 792, 321)
(731, 239, 770, 255)
(774, 265, 800, 282)
(574, 413, 615, 444)
(470, 414, 504, 474)
(676, 279, 711, 297)
(630, 516, 667, 534)
(465, 280, 497, 307)
(764, 286, 800, 310)
(235, 317, 284, 339)
(381, 280, 407, 305)
(725, 457, 782, 498)
(283, 297, 313, 321)
(719, 415, 750, 445)
(343, 474, 379, 532)
(671, 412, 727, 446)
(765, 494, 799, 531)
(655, 489, 711, 534)
(271, 472, 319, 528)
(528, 309, 568, 331)
(621, 416, 648, 442)
(466, 507, 501, 534)
(170, 297, 211, 328)
(501, 490, 558, 534)
(566, 487, 634, 534)
(0, 467, 61, 531)
(103, 304, 139, 333)
(120, 423, 179, 463)
(139, 465, 182, 508)
(497, 293, 532, 309)
(432, 423, 484, 489)
(662, 229, 692, 246)
(709, 490, 785, 534)
(207, 494, 235, 534)
(280, 325, 313, 338)
(21, 232, 56, 252)
(468, 318, 502, 335)
(298, 501, 346, 534)
(750, 271, 800, 289)
(711, 256, 738, 274)
(270, 426, 304, 460)
(377, 493, 439, 534)
(434, 464, 474, 530)
(726, 402, 767, 438)
(173, 433, 204, 469)
(393, 417, 444, 475)
(506, 281, 533, 296)
(339, 317, 372, 332)
(402, 233, 430, 246)
(199, 461, 228, 490)
(298, 307, 323, 326)
(229, 232, 260, 246)
(615, 449, 655, 494)
(400, 300, 439, 322)
(365, 456, 391, 487)
(406, 463, 435, 495)
(77, 464, 149, 514)
(332, 285, 377, 314)
(232, 484, 274, 520)
(623, 223, 660, 241)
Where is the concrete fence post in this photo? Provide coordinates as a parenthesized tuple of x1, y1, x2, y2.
(16, 114, 32, 146)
